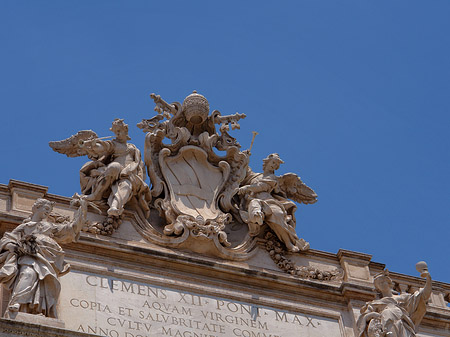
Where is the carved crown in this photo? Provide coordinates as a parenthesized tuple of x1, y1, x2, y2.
(373, 269, 393, 290)
(182, 90, 209, 125)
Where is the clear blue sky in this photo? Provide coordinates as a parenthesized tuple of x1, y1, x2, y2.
(1, 1, 449, 283)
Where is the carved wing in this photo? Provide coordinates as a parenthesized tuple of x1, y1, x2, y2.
(278, 173, 317, 205)
(49, 130, 98, 158)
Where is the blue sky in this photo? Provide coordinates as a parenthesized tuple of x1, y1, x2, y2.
(1, 1, 449, 283)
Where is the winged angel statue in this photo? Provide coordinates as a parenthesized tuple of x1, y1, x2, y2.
(49, 119, 151, 231)
(238, 153, 317, 252)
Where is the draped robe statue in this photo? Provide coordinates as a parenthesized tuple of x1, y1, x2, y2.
(357, 267, 432, 337)
(0, 197, 87, 318)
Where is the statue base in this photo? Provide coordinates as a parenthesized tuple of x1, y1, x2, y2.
(5, 311, 65, 329)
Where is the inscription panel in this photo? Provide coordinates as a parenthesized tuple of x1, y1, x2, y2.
(59, 271, 342, 337)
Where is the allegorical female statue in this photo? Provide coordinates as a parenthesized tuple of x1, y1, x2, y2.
(238, 153, 317, 252)
(0, 197, 87, 318)
(357, 262, 432, 337)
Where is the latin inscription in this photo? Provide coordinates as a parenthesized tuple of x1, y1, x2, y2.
(59, 273, 341, 337)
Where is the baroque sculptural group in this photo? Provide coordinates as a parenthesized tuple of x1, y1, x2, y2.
(49, 91, 318, 257)
(0, 91, 435, 336)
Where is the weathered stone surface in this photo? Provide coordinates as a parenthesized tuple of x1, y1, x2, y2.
(5, 311, 65, 328)
(59, 271, 342, 337)
(0, 316, 96, 337)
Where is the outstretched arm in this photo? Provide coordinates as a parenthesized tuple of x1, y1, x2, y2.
(53, 197, 88, 244)
(82, 139, 113, 158)
(70, 197, 88, 234)
(238, 180, 270, 196)
(420, 271, 432, 301)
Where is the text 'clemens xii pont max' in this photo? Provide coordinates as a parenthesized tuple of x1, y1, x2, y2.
(60, 274, 339, 337)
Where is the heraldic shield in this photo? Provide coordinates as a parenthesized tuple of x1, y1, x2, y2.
(159, 146, 230, 227)
(156, 146, 234, 250)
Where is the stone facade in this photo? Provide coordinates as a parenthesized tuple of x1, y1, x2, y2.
(1, 180, 449, 337)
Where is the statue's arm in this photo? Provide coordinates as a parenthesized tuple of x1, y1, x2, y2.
(54, 199, 88, 243)
(1, 224, 26, 253)
(71, 198, 88, 234)
(238, 180, 269, 196)
(419, 271, 432, 301)
(10, 223, 26, 236)
(83, 139, 113, 157)
(406, 268, 432, 327)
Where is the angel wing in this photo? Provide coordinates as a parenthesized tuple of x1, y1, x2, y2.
(278, 173, 318, 205)
(49, 130, 98, 158)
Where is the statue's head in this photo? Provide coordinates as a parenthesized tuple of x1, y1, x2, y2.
(32, 198, 54, 220)
(374, 269, 394, 293)
(110, 119, 131, 141)
(263, 153, 284, 172)
(182, 90, 209, 125)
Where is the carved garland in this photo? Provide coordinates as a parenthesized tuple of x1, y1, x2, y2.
(264, 231, 342, 281)
(82, 215, 123, 236)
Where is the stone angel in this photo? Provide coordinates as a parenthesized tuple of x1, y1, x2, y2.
(356, 263, 432, 337)
(238, 153, 317, 252)
(0, 196, 88, 318)
(49, 119, 151, 222)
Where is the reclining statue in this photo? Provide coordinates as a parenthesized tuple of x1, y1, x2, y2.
(238, 153, 317, 252)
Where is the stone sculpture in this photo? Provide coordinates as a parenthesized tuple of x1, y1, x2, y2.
(356, 262, 432, 337)
(0, 196, 88, 318)
(49, 119, 151, 232)
(138, 91, 248, 253)
(238, 153, 317, 252)
(48, 91, 319, 262)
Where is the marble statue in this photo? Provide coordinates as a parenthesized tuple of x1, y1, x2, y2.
(0, 197, 88, 318)
(49, 119, 151, 231)
(356, 262, 432, 337)
(238, 153, 317, 252)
